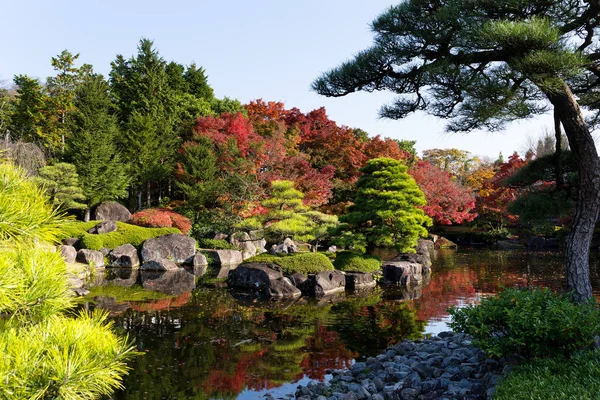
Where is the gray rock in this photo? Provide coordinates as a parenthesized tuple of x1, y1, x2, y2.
(268, 277, 302, 299)
(528, 236, 546, 249)
(109, 244, 140, 268)
(212, 232, 229, 240)
(228, 263, 301, 299)
(382, 261, 422, 285)
(141, 234, 196, 264)
(141, 269, 195, 295)
(305, 270, 346, 297)
(270, 237, 298, 255)
(400, 388, 420, 400)
(203, 249, 244, 266)
(76, 249, 105, 267)
(93, 201, 131, 222)
(229, 232, 258, 259)
(59, 245, 77, 263)
(99, 247, 111, 256)
(193, 252, 208, 267)
(345, 272, 376, 289)
(62, 237, 80, 248)
(88, 220, 117, 234)
(289, 272, 308, 288)
(140, 258, 179, 271)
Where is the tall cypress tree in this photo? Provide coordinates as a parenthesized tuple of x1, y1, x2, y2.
(69, 75, 129, 220)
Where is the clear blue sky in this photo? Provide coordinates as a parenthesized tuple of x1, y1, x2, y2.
(1, 0, 557, 159)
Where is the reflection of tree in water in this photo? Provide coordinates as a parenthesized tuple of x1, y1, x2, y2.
(112, 289, 358, 399)
(328, 293, 426, 357)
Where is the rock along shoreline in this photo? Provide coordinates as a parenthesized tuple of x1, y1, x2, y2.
(290, 332, 511, 400)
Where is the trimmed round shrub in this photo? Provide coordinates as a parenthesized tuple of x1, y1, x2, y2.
(333, 251, 381, 273)
(449, 288, 600, 358)
(244, 253, 334, 275)
(130, 208, 192, 235)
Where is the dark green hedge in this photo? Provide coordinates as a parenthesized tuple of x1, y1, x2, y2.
(243, 252, 334, 275)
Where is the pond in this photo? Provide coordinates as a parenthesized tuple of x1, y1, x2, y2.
(86, 249, 600, 399)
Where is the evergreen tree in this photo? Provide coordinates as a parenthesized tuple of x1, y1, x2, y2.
(110, 39, 179, 208)
(34, 162, 86, 211)
(312, 0, 600, 301)
(176, 135, 221, 224)
(11, 75, 47, 145)
(69, 75, 129, 220)
(338, 158, 431, 253)
(241, 180, 338, 245)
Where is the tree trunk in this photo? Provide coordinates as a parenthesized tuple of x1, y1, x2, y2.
(137, 190, 142, 211)
(547, 83, 600, 302)
(84, 207, 91, 222)
(147, 182, 151, 208)
(554, 108, 564, 189)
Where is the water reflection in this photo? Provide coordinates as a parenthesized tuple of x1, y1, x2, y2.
(82, 249, 600, 399)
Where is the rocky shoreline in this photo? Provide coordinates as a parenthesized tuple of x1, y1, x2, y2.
(290, 332, 511, 400)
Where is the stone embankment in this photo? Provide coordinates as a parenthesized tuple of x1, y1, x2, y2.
(292, 332, 510, 400)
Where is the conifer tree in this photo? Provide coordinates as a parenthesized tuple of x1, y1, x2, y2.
(69, 75, 129, 220)
(34, 162, 86, 211)
(338, 158, 431, 253)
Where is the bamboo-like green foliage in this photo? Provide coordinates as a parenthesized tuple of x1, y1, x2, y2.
(0, 161, 63, 243)
(338, 157, 431, 253)
(0, 160, 135, 399)
(0, 311, 134, 399)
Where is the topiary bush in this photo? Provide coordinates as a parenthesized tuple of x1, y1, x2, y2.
(197, 238, 236, 250)
(333, 251, 382, 273)
(130, 208, 192, 235)
(58, 221, 180, 250)
(244, 252, 334, 275)
(449, 288, 600, 358)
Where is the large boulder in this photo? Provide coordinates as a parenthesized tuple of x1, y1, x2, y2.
(382, 261, 423, 285)
(270, 237, 298, 255)
(59, 245, 77, 264)
(140, 258, 179, 272)
(141, 269, 196, 295)
(289, 272, 308, 288)
(390, 252, 432, 274)
(304, 270, 346, 297)
(228, 263, 301, 299)
(229, 232, 258, 260)
(76, 249, 105, 267)
(345, 272, 376, 290)
(108, 244, 140, 268)
(141, 234, 196, 264)
(88, 220, 118, 234)
(203, 249, 243, 266)
(94, 201, 131, 222)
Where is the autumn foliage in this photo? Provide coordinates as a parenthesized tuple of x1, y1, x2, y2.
(409, 161, 477, 225)
(130, 208, 192, 234)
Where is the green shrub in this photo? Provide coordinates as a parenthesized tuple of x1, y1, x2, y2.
(494, 350, 600, 400)
(244, 252, 334, 275)
(449, 288, 600, 358)
(197, 238, 236, 250)
(333, 251, 381, 273)
(57, 221, 180, 250)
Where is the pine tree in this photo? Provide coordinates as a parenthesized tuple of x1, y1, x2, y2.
(69, 75, 129, 220)
(34, 163, 86, 211)
(339, 158, 431, 253)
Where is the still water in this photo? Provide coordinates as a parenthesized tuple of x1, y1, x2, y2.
(86, 249, 600, 399)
